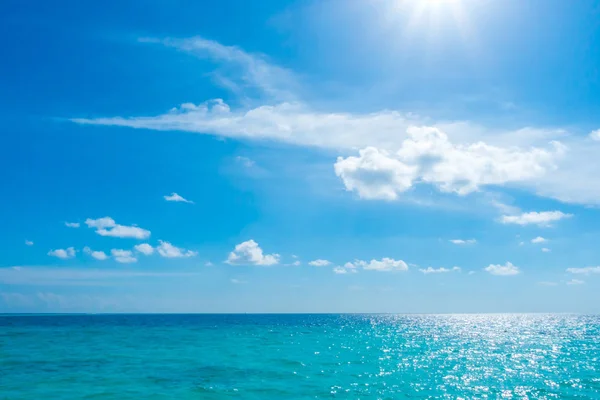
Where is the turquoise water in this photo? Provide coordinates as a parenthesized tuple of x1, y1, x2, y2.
(1, 314, 599, 399)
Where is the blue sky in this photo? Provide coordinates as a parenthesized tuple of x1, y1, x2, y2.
(2, 0, 600, 313)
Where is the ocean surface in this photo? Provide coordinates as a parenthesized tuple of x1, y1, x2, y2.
(1, 314, 599, 399)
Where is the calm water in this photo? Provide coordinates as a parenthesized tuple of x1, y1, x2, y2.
(1, 314, 599, 399)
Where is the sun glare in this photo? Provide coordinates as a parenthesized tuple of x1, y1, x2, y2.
(384, 0, 474, 49)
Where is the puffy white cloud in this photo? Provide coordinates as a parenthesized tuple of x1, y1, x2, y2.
(85, 217, 116, 229)
(65, 222, 80, 228)
(164, 193, 194, 204)
(334, 127, 563, 200)
(226, 240, 279, 266)
(134, 243, 154, 256)
(420, 266, 461, 274)
(334, 147, 417, 200)
(449, 239, 476, 245)
(110, 249, 137, 264)
(566, 266, 600, 275)
(83, 247, 108, 261)
(484, 262, 520, 276)
(531, 236, 547, 244)
(541, 248, 551, 253)
(500, 211, 572, 227)
(25, 240, 33, 246)
(567, 279, 585, 285)
(590, 129, 600, 141)
(48, 247, 76, 260)
(85, 217, 151, 239)
(308, 259, 331, 267)
(156, 241, 197, 258)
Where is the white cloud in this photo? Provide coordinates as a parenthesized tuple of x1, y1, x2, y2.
(308, 259, 331, 267)
(541, 248, 551, 253)
(65, 222, 80, 228)
(344, 258, 409, 272)
(538, 281, 558, 286)
(290, 260, 301, 266)
(156, 240, 197, 258)
(567, 279, 585, 285)
(566, 266, 600, 275)
(334, 127, 564, 200)
(85, 217, 151, 239)
(334, 147, 417, 200)
(230, 278, 248, 284)
(420, 266, 461, 274)
(70, 36, 600, 206)
(110, 249, 137, 264)
(25, 240, 34, 246)
(85, 217, 116, 229)
(484, 262, 520, 276)
(531, 236, 547, 244)
(449, 239, 476, 245)
(205, 261, 214, 267)
(48, 247, 76, 260)
(590, 129, 600, 141)
(83, 247, 108, 261)
(139, 36, 298, 102)
(226, 240, 279, 266)
(164, 193, 194, 204)
(134, 243, 154, 256)
(236, 156, 255, 168)
(333, 266, 348, 274)
(468, 271, 476, 275)
(500, 211, 572, 227)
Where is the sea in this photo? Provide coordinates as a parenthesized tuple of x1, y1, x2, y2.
(1, 314, 599, 399)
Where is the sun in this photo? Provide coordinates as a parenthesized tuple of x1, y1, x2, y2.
(384, 0, 473, 46)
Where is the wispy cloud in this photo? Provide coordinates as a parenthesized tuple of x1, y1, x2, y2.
(235, 156, 256, 168)
(48, 247, 76, 260)
(85, 217, 151, 239)
(226, 240, 279, 266)
(566, 266, 600, 275)
(567, 279, 585, 285)
(308, 259, 331, 267)
(65, 222, 80, 228)
(164, 193, 194, 204)
(449, 239, 477, 245)
(139, 36, 298, 102)
(25, 240, 34, 246)
(420, 266, 461, 274)
(500, 211, 572, 227)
